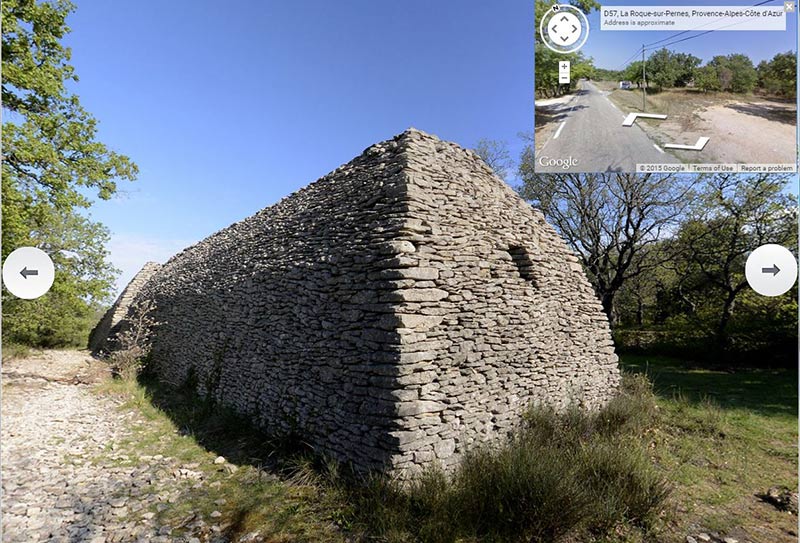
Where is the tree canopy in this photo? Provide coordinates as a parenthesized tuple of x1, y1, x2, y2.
(610, 46, 794, 97)
(645, 49, 701, 90)
(757, 51, 797, 98)
(516, 136, 797, 363)
(2, 0, 138, 347)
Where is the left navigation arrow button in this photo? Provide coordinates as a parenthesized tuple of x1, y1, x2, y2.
(20, 267, 39, 279)
(2, 247, 55, 299)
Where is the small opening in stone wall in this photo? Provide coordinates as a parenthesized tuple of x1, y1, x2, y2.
(508, 245, 537, 285)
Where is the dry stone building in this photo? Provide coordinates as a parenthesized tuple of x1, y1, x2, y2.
(89, 262, 162, 354)
(92, 128, 620, 476)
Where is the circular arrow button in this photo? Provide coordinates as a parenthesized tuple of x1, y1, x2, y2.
(745, 244, 798, 297)
(547, 12, 582, 47)
(539, 5, 590, 54)
(2, 247, 55, 300)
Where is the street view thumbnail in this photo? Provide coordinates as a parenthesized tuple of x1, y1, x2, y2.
(535, 0, 799, 173)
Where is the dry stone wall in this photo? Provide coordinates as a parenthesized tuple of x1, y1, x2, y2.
(104, 129, 620, 476)
(89, 262, 162, 354)
(384, 130, 619, 474)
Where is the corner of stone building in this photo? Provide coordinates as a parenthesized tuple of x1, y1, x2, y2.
(89, 128, 621, 480)
(364, 129, 461, 475)
(379, 128, 622, 476)
(88, 261, 163, 354)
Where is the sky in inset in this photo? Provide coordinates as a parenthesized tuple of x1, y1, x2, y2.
(576, 0, 799, 69)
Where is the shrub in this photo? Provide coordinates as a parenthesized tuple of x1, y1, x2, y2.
(447, 434, 592, 542)
(108, 299, 159, 380)
(576, 436, 669, 531)
(596, 373, 658, 435)
(348, 373, 669, 543)
(1, 342, 31, 361)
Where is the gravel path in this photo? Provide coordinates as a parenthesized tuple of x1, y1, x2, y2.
(1, 350, 215, 543)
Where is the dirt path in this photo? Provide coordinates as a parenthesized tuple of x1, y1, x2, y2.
(1, 350, 212, 543)
(604, 86, 798, 166)
(688, 102, 797, 165)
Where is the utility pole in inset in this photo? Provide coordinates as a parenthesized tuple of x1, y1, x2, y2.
(642, 45, 647, 112)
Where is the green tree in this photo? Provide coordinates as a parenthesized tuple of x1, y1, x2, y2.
(672, 52, 701, 87)
(613, 245, 673, 328)
(535, 43, 562, 97)
(646, 48, 679, 90)
(757, 60, 770, 90)
(726, 54, 758, 93)
(643, 49, 700, 90)
(669, 173, 797, 350)
(695, 65, 721, 92)
(706, 54, 758, 93)
(535, 45, 594, 97)
(2, 0, 138, 346)
(623, 60, 645, 88)
(758, 51, 797, 98)
(593, 68, 624, 81)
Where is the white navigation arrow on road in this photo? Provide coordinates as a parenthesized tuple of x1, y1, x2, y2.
(622, 113, 668, 127)
(663, 137, 710, 151)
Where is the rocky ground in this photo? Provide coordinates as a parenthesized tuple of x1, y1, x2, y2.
(3, 350, 796, 543)
(1, 350, 231, 543)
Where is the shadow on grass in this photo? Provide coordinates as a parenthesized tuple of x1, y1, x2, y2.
(137, 373, 305, 471)
(133, 374, 351, 541)
(620, 354, 798, 418)
(130, 371, 671, 543)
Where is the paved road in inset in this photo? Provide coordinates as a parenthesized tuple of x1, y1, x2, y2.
(537, 81, 680, 173)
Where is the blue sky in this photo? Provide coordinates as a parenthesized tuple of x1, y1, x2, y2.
(58, 1, 798, 293)
(579, 0, 799, 69)
(64, 1, 533, 292)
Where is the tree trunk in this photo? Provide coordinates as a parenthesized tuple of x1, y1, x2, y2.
(716, 290, 737, 351)
(601, 291, 617, 326)
(636, 297, 644, 327)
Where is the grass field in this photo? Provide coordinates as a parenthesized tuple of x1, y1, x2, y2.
(96, 355, 798, 542)
(622, 354, 798, 543)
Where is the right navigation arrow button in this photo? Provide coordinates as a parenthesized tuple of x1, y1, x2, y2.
(746, 245, 797, 297)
